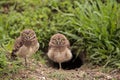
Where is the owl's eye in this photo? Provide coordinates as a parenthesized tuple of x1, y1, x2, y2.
(61, 38, 65, 41)
(52, 39, 56, 41)
(22, 33, 26, 36)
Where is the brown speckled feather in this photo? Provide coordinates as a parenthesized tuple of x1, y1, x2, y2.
(11, 29, 39, 66)
(11, 36, 23, 59)
(47, 33, 72, 69)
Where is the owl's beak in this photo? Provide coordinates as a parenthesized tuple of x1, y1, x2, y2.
(57, 41, 60, 45)
(57, 40, 60, 45)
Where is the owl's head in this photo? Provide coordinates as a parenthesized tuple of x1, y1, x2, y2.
(49, 33, 70, 47)
(21, 29, 36, 42)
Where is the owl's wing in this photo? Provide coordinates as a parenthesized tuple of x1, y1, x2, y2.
(48, 41, 52, 49)
(32, 40, 40, 53)
(11, 36, 23, 59)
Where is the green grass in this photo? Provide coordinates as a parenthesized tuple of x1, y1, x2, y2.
(48, 71, 66, 80)
(0, 0, 120, 76)
(0, 50, 22, 79)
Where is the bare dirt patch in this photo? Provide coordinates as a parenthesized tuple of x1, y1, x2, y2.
(1, 59, 120, 80)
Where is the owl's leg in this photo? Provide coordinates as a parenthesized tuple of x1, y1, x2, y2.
(25, 57, 27, 66)
(59, 62, 62, 70)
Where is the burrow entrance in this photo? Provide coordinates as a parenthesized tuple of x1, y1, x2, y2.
(47, 54, 85, 70)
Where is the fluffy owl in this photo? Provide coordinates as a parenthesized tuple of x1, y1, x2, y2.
(47, 33, 72, 70)
(11, 29, 39, 66)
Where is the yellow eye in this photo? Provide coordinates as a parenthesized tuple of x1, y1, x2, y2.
(61, 38, 65, 41)
(29, 33, 31, 36)
(52, 38, 56, 41)
(22, 33, 26, 36)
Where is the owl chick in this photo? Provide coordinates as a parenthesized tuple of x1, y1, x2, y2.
(47, 33, 72, 70)
(11, 29, 39, 66)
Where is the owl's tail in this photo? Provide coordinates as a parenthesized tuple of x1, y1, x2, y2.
(11, 49, 17, 60)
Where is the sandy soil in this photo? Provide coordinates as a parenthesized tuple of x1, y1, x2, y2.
(3, 59, 119, 80)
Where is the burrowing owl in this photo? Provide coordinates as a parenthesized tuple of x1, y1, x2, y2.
(47, 33, 72, 70)
(11, 29, 39, 66)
